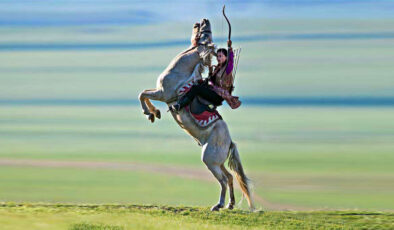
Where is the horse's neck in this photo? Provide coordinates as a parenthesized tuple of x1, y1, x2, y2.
(159, 46, 202, 102)
(172, 47, 200, 74)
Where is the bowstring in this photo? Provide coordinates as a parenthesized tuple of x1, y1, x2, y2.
(221, 10, 224, 50)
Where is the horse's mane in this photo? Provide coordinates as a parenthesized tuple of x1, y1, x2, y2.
(197, 60, 205, 76)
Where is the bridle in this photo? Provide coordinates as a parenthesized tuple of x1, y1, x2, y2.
(198, 43, 215, 67)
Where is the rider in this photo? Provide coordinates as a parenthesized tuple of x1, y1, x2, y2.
(170, 39, 241, 112)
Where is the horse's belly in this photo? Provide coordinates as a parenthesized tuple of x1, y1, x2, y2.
(170, 110, 218, 145)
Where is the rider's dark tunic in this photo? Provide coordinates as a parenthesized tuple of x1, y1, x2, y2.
(182, 47, 241, 109)
(208, 47, 241, 109)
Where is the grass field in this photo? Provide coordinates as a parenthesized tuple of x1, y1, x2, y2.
(1, 105, 393, 211)
(0, 203, 393, 230)
(1, 11, 394, 229)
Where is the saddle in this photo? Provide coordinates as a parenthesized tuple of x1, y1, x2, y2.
(177, 64, 222, 128)
(190, 96, 216, 114)
(185, 96, 222, 128)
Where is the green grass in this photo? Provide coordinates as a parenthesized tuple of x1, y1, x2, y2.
(0, 166, 228, 206)
(1, 106, 393, 211)
(1, 106, 393, 173)
(0, 203, 392, 230)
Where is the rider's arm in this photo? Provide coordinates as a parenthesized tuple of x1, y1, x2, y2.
(225, 40, 234, 75)
(221, 40, 234, 92)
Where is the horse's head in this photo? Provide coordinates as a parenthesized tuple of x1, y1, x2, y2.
(195, 19, 215, 67)
(191, 18, 212, 45)
(199, 19, 212, 45)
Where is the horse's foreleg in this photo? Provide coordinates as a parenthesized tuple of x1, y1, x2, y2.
(145, 98, 161, 119)
(138, 89, 151, 119)
(221, 165, 235, 209)
(138, 89, 163, 123)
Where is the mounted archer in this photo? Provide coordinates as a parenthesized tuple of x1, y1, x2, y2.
(138, 7, 254, 211)
(169, 6, 241, 112)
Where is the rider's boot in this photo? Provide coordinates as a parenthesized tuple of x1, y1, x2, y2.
(169, 95, 192, 113)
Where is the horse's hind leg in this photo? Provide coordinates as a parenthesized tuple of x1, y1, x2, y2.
(205, 164, 227, 211)
(138, 89, 163, 122)
(202, 141, 231, 211)
(221, 164, 235, 209)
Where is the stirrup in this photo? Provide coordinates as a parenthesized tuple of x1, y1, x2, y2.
(168, 104, 181, 113)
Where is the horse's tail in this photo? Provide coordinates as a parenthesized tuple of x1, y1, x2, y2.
(228, 142, 254, 210)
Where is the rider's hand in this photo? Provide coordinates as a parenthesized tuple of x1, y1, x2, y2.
(227, 40, 232, 47)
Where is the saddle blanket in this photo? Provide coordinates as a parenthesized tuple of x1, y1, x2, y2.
(184, 103, 221, 128)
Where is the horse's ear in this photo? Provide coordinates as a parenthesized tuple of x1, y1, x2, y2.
(191, 23, 201, 46)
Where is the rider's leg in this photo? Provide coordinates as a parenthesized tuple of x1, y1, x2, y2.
(169, 85, 198, 112)
(170, 84, 223, 112)
(192, 85, 224, 106)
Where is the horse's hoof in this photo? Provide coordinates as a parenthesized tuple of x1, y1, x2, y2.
(167, 105, 178, 114)
(155, 109, 161, 119)
(226, 203, 234, 210)
(147, 113, 155, 123)
(210, 204, 223, 212)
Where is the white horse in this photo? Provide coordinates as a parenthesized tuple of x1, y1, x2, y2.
(138, 19, 254, 211)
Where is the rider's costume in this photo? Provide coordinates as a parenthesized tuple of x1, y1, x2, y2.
(208, 47, 241, 109)
(172, 43, 241, 111)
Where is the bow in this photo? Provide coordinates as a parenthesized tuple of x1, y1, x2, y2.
(222, 5, 231, 41)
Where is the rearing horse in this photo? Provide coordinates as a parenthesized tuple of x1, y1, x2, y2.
(138, 19, 254, 211)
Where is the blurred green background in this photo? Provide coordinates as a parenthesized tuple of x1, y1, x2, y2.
(0, 0, 393, 211)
